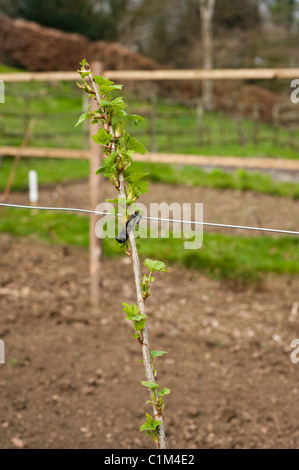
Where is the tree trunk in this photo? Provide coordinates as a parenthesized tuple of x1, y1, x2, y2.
(199, 0, 215, 110)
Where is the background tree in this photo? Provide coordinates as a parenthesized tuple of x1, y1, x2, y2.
(214, 0, 260, 30)
(0, 0, 131, 40)
(199, 0, 215, 110)
(269, 0, 297, 30)
(2, 0, 298, 71)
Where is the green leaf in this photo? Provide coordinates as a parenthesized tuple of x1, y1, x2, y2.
(133, 313, 147, 322)
(126, 114, 144, 126)
(103, 166, 117, 178)
(79, 71, 91, 78)
(93, 75, 112, 86)
(111, 114, 120, 129)
(111, 96, 126, 109)
(125, 132, 147, 155)
(93, 76, 122, 92)
(144, 259, 168, 273)
(92, 127, 113, 146)
(145, 412, 154, 424)
(134, 180, 149, 195)
(75, 112, 89, 127)
(105, 198, 119, 204)
(122, 303, 140, 320)
(126, 172, 149, 183)
(95, 154, 117, 176)
(100, 84, 122, 94)
(158, 387, 171, 397)
(99, 99, 111, 108)
(134, 318, 147, 331)
(140, 413, 161, 433)
(128, 180, 149, 199)
(150, 351, 168, 358)
(141, 381, 159, 391)
(140, 423, 154, 432)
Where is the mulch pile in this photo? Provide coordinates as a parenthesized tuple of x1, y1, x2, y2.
(0, 14, 157, 72)
(0, 14, 289, 121)
(214, 82, 286, 123)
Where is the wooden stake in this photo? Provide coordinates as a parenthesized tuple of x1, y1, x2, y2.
(89, 61, 103, 312)
(2, 118, 37, 202)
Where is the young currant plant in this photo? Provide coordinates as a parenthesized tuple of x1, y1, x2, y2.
(76, 60, 170, 449)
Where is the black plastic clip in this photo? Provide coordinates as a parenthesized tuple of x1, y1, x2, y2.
(116, 211, 142, 244)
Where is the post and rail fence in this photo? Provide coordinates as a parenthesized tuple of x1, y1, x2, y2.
(1, 64, 299, 308)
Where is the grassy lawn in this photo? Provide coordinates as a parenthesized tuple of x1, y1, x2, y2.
(1, 157, 299, 199)
(1, 80, 85, 149)
(0, 156, 89, 190)
(131, 162, 299, 199)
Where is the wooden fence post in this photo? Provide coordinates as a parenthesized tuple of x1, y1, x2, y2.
(89, 61, 103, 312)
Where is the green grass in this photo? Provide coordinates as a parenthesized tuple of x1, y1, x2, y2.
(0, 157, 89, 190)
(1, 73, 85, 149)
(130, 162, 299, 199)
(0, 207, 298, 284)
(1, 157, 299, 199)
(137, 233, 299, 284)
(126, 98, 299, 159)
(0, 208, 89, 246)
(0, 64, 22, 73)
(1, 64, 299, 157)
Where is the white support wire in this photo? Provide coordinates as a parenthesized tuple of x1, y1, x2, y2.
(0, 202, 299, 236)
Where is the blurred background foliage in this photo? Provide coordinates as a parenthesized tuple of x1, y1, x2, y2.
(0, 0, 298, 69)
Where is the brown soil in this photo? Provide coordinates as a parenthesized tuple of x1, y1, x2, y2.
(0, 181, 299, 449)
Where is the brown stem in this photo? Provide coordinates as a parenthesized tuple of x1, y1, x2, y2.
(128, 230, 167, 449)
(119, 174, 167, 449)
(84, 63, 167, 449)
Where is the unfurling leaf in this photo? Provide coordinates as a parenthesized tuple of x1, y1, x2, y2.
(140, 413, 162, 433)
(122, 303, 139, 319)
(150, 351, 168, 358)
(144, 259, 168, 273)
(141, 381, 159, 391)
(158, 387, 171, 397)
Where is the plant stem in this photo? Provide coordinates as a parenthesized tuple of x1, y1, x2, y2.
(82, 64, 167, 449)
(128, 230, 167, 449)
(119, 174, 167, 449)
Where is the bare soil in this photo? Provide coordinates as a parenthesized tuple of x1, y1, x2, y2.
(0, 180, 299, 449)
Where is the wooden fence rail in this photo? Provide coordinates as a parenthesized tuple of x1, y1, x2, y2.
(1, 68, 299, 83)
(105, 68, 299, 81)
(1, 146, 299, 170)
(0, 146, 90, 159)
